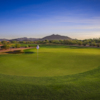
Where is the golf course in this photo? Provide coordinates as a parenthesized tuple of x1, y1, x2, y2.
(0, 45, 100, 100)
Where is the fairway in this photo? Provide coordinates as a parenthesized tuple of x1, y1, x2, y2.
(0, 45, 100, 100)
(0, 46, 100, 77)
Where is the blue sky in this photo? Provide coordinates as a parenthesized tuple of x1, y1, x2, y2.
(0, 0, 100, 39)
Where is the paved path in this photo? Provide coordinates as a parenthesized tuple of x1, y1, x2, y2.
(0, 47, 34, 53)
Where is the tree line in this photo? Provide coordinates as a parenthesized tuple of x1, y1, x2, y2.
(0, 41, 21, 49)
(32, 38, 100, 47)
(0, 38, 100, 50)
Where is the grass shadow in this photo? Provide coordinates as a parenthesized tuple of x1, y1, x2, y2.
(6, 51, 23, 54)
(24, 51, 35, 54)
(6, 50, 35, 54)
(67, 46, 85, 49)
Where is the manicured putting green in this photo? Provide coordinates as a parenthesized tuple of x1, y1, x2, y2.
(0, 47, 100, 77)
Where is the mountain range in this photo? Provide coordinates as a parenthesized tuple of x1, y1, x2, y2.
(0, 34, 71, 41)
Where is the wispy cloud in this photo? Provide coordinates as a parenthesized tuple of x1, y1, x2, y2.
(34, 16, 100, 25)
(42, 25, 100, 30)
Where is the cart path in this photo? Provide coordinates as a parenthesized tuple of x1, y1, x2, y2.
(0, 47, 34, 53)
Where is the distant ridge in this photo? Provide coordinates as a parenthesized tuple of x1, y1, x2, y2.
(0, 39, 8, 41)
(10, 37, 40, 41)
(0, 34, 72, 41)
(40, 34, 71, 40)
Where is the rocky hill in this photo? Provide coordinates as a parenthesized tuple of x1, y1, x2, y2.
(40, 34, 71, 41)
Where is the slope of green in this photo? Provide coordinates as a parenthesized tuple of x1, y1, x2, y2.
(0, 45, 100, 100)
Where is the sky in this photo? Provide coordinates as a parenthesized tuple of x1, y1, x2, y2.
(0, 0, 100, 39)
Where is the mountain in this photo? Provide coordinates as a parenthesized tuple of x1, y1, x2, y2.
(0, 39, 8, 41)
(0, 34, 72, 41)
(40, 34, 71, 41)
(10, 37, 40, 41)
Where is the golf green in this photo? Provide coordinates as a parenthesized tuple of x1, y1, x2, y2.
(0, 46, 100, 77)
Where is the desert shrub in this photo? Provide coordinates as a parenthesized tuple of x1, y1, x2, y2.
(28, 45, 32, 47)
(12, 45, 15, 48)
(83, 42, 87, 46)
(1, 41, 7, 45)
(1, 44, 10, 49)
(78, 41, 83, 46)
(90, 42, 97, 46)
(97, 43, 100, 47)
(0, 41, 2, 45)
(15, 44, 21, 48)
(25, 45, 29, 48)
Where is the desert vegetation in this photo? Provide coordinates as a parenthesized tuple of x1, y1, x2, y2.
(35, 38, 100, 47)
(1, 38, 100, 51)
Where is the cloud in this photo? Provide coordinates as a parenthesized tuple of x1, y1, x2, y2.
(48, 25, 100, 30)
(37, 16, 100, 24)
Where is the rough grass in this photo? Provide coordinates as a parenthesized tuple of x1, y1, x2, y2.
(0, 45, 100, 100)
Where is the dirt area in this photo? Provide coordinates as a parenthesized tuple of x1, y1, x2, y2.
(0, 47, 34, 53)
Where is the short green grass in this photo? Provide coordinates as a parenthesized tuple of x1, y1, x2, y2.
(0, 45, 100, 100)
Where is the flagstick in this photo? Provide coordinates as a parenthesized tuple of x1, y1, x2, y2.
(36, 45, 39, 60)
(37, 49, 38, 60)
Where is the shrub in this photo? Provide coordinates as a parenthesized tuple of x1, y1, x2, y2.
(0, 41, 2, 45)
(78, 41, 83, 46)
(15, 44, 21, 48)
(1, 41, 7, 45)
(25, 45, 29, 48)
(28, 45, 32, 47)
(1, 44, 10, 49)
(83, 42, 87, 46)
(97, 43, 100, 47)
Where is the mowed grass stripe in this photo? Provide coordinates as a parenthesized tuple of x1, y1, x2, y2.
(0, 66, 100, 100)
